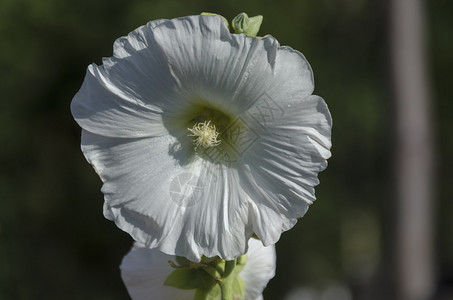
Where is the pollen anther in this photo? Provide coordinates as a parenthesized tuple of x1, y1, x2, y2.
(188, 120, 221, 150)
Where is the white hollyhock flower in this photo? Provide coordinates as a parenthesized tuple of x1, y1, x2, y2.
(71, 15, 332, 262)
(120, 238, 276, 300)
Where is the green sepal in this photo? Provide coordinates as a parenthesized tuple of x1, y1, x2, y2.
(231, 255, 247, 299)
(201, 12, 229, 30)
(164, 268, 214, 290)
(245, 15, 263, 37)
(232, 275, 246, 299)
(194, 285, 221, 300)
(175, 255, 191, 267)
(234, 254, 247, 276)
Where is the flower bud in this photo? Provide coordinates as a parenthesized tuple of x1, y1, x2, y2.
(232, 12, 263, 37)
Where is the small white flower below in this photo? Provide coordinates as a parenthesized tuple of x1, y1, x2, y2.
(120, 238, 276, 300)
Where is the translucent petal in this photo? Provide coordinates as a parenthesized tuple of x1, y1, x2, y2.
(120, 243, 195, 300)
(241, 239, 276, 299)
(81, 129, 202, 258)
(239, 95, 332, 245)
(82, 129, 251, 261)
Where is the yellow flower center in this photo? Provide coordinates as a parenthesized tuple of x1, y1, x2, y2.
(188, 120, 221, 150)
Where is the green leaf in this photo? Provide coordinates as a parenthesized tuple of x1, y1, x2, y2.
(164, 268, 213, 290)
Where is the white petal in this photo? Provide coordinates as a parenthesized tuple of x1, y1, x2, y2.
(120, 239, 276, 300)
(160, 163, 252, 261)
(71, 20, 182, 138)
(112, 19, 167, 59)
(71, 65, 170, 138)
(151, 15, 314, 115)
(239, 95, 332, 245)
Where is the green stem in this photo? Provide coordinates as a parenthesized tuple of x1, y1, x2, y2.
(219, 280, 233, 300)
(214, 263, 224, 275)
(201, 265, 219, 278)
(223, 260, 236, 278)
(219, 259, 237, 300)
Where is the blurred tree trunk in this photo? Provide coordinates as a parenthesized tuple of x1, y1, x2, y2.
(389, 0, 435, 300)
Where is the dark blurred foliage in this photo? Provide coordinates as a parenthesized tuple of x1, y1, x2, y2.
(0, 0, 451, 299)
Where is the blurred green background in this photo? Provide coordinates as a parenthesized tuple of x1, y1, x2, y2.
(0, 0, 451, 299)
